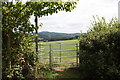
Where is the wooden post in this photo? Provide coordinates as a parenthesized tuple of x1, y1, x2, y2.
(35, 16, 38, 77)
(35, 16, 38, 54)
(76, 43, 79, 66)
(49, 44, 52, 68)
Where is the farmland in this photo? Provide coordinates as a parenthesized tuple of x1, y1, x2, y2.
(37, 39, 79, 69)
(39, 39, 79, 44)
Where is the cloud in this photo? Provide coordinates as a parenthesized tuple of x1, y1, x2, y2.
(29, 0, 120, 33)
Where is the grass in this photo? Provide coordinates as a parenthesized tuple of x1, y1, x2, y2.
(40, 39, 79, 44)
(54, 68, 81, 79)
(36, 67, 81, 79)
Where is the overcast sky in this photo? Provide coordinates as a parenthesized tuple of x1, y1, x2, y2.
(29, 0, 120, 33)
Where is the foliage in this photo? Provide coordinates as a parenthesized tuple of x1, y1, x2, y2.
(35, 64, 54, 79)
(2, 1, 77, 79)
(79, 16, 120, 80)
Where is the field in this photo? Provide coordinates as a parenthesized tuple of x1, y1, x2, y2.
(40, 39, 78, 44)
(37, 39, 79, 69)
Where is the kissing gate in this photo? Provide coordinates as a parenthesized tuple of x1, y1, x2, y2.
(38, 43, 79, 69)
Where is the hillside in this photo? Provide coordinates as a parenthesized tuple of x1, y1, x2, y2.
(38, 31, 80, 41)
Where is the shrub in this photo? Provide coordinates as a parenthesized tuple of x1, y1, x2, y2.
(79, 16, 120, 80)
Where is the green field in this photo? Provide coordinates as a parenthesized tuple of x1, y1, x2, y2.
(38, 39, 79, 69)
(40, 39, 78, 44)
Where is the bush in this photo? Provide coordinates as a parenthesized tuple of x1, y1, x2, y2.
(79, 17, 120, 80)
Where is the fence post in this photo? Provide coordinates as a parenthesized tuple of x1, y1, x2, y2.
(49, 44, 52, 68)
(59, 43, 62, 63)
(76, 43, 79, 66)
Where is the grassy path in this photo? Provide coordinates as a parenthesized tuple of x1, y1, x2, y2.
(36, 68, 81, 80)
(51, 68, 81, 80)
(56, 68, 80, 78)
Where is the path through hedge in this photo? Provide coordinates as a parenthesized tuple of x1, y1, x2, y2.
(53, 68, 81, 80)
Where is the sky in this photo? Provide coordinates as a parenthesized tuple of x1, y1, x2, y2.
(29, 0, 120, 33)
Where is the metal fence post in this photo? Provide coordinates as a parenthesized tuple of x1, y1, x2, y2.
(49, 44, 52, 68)
(59, 43, 62, 63)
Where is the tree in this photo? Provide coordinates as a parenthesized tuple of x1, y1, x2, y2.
(2, 1, 77, 79)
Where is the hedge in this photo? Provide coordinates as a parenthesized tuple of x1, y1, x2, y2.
(78, 17, 120, 80)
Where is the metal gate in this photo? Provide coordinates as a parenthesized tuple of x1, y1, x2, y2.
(38, 43, 79, 69)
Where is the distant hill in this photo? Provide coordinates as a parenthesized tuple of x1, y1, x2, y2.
(38, 31, 80, 41)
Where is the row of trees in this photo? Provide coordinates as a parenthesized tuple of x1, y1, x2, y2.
(2, 1, 77, 79)
(78, 16, 120, 80)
